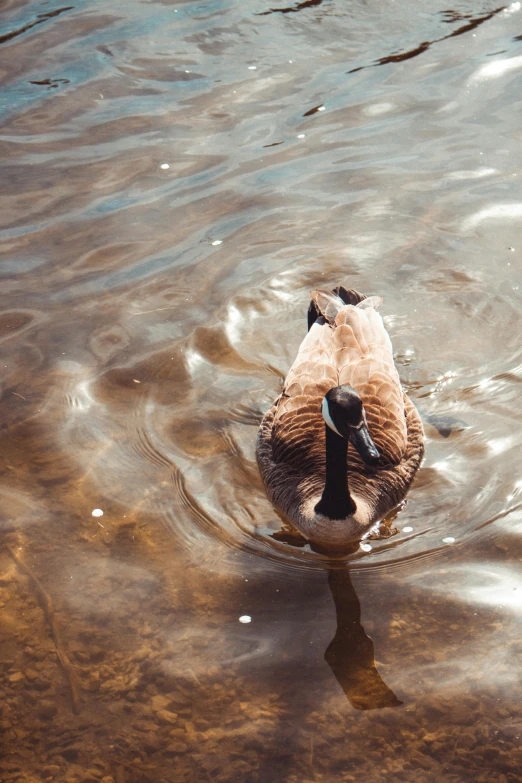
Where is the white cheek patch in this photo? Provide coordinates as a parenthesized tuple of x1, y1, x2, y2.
(322, 396, 343, 437)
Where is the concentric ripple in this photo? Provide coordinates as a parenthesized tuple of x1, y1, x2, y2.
(4, 0, 522, 578)
(50, 271, 522, 574)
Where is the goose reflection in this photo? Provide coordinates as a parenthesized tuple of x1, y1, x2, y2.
(325, 568, 401, 710)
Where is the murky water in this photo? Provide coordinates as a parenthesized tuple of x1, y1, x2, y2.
(2, 0, 522, 780)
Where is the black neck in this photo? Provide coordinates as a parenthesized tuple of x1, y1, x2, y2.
(315, 425, 356, 519)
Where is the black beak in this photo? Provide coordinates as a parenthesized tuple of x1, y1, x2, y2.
(349, 424, 381, 466)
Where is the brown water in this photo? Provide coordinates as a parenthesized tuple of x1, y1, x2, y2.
(2, 0, 522, 780)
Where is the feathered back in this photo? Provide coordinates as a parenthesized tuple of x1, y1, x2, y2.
(274, 289, 407, 466)
(256, 285, 425, 543)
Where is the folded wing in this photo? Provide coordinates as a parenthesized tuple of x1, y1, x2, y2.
(271, 294, 407, 467)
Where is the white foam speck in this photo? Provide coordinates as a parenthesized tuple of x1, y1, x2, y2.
(318, 105, 326, 111)
(248, 66, 257, 70)
(160, 163, 170, 170)
(239, 615, 251, 623)
(297, 133, 305, 138)
(360, 542, 372, 552)
(211, 240, 222, 246)
(92, 509, 104, 517)
(443, 536, 456, 544)
(402, 526, 413, 533)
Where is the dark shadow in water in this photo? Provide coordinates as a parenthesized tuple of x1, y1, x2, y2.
(348, 6, 505, 73)
(29, 78, 71, 90)
(325, 569, 402, 710)
(270, 524, 400, 708)
(0, 6, 74, 46)
(257, 0, 325, 17)
(415, 406, 470, 439)
(303, 103, 326, 116)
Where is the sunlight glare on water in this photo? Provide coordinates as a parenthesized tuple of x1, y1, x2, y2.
(2, 0, 522, 780)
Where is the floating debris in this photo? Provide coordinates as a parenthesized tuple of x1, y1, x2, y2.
(29, 77, 70, 90)
(211, 240, 222, 246)
(160, 163, 170, 170)
(239, 615, 252, 623)
(443, 536, 456, 544)
(360, 542, 372, 552)
(403, 526, 413, 533)
(91, 508, 104, 517)
(248, 65, 257, 70)
(303, 104, 326, 117)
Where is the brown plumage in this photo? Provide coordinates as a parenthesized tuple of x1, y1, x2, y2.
(256, 286, 424, 546)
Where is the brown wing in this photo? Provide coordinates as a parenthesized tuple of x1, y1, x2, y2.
(268, 299, 407, 471)
(270, 319, 336, 473)
(333, 305, 407, 464)
(283, 318, 338, 391)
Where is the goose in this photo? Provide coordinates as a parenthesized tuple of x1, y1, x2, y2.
(256, 286, 424, 546)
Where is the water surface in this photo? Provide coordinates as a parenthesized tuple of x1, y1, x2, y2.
(2, 0, 522, 780)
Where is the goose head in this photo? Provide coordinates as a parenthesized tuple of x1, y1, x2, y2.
(321, 385, 380, 466)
